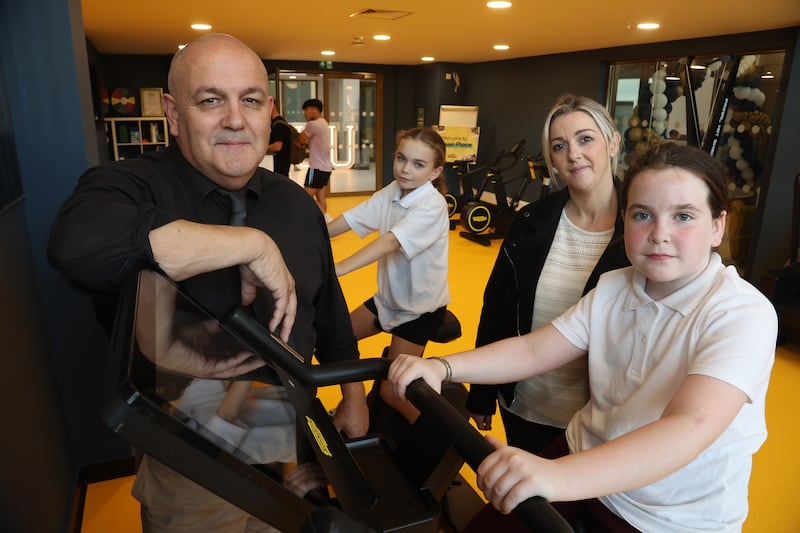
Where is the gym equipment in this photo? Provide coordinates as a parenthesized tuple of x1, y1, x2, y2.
(103, 271, 572, 532)
(444, 140, 526, 228)
(458, 148, 551, 247)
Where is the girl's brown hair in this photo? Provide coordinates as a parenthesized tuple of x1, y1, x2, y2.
(395, 127, 448, 193)
(621, 142, 729, 218)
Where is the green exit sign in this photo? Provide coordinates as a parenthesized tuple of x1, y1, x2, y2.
(318, 61, 333, 70)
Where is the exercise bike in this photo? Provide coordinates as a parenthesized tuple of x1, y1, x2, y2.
(459, 151, 551, 246)
(103, 271, 573, 532)
(444, 140, 526, 229)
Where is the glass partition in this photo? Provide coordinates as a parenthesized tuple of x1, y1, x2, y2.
(607, 51, 786, 272)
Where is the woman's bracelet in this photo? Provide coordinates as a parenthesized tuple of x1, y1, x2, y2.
(431, 357, 452, 383)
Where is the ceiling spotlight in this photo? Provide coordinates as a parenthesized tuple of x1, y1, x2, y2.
(373, 34, 391, 41)
(321, 50, 335, 56)
(421, 56, 435, 62)
(487, 1, 512, 7)
(636, 22, 660, 30)
(493, 44, 510, 51)
(190, 23, 212, 30)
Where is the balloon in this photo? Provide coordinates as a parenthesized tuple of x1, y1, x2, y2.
(742, 73, 760, 88)
(651, 93, 668, 109)
(652, 120, 666, 135)
(652, 108, 668, 122)
(729, 146, 743, 159)
(733, 86, 752, 100)
(628, 127, 643, 142)
(650, 79, 666, 94)
(664, 85, 679, 102)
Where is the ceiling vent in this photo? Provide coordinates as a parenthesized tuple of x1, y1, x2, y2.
(349, 8, 412, 20)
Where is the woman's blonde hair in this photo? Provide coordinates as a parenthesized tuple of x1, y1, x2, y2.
(541, 94, 621, 183)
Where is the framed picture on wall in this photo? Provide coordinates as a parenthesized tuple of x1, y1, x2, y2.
(140, 87, 164, 117)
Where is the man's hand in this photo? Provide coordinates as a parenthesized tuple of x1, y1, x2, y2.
(150, 220, 298, 341)
(238, 244, 297, 342)
(332, 382, 368, 438)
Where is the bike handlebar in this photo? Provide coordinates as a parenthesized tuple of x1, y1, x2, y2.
(405, 378, 573, 532)
(223, 307, 572, 531)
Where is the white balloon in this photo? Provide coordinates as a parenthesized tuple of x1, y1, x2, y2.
(733, 86, 752, 100)
(736, 158, 750, 171)
(650, 79, 666, 94)
(653, 69, 667, 80)
(729, 146, 743, 159)
(727, 136, 740, 148)
(652, 120, 666, 134)
(651, 93, 668, 108)
(754, 90, 766, 107)
(652, 108, 668, 121)
(741, 169, 755, 182)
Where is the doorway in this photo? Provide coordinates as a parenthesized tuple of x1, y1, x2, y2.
(272, 69, 382, 194)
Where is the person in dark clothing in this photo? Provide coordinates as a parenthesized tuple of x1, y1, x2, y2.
(267, 104, 291, 177)
(466, 94, 630, 453)
(48, 33, 367, 532)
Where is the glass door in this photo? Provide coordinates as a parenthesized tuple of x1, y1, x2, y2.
(273, 69, 382, 194)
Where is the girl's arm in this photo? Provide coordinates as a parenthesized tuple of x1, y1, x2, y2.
(477, 374, 747, 513)
(326, 215, 351, 237)
(335, 231, 400, 277)
(389, 324, 585, 396)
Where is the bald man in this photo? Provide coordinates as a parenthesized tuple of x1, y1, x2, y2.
(48, 34, 367, 532)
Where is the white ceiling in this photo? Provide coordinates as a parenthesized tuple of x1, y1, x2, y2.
(81, 1, 800, 65)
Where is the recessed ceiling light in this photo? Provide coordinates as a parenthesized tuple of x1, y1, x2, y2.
(321, 50, 335, 56)
(636, 22, 660, 30)
(487, 1, 512, 7)
(190, 23, 212, 30)
(493, 44, 510, 51)
(421, 56, 435, 62)
(690, 64, 706, 70)
(373, 34, 391, 41)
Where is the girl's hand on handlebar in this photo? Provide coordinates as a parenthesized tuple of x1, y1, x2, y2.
(477, 435, 557, 515)
(388, 354, 444, 400)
